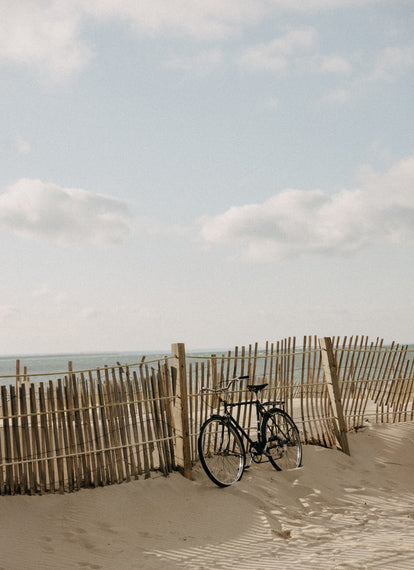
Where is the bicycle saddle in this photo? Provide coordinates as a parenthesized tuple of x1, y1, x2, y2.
(247, 383, 268, 393)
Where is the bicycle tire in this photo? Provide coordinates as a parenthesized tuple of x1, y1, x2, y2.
(198, 416, 245, 487)
(261, 408, 302, 471)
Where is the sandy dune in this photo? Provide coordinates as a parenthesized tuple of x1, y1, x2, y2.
(1, 421, 413, 569)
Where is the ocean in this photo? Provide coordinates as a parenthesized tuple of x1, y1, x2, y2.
(1, 343, 412, 387)
(0, 346, 278, 386)
(0, 349, 223, 386)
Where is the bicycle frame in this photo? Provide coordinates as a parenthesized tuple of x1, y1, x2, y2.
(219, 398, 282, 454)
(199, 377, 302, 486)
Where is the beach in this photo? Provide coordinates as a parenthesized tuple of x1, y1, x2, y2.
(0, 420, 413, 569)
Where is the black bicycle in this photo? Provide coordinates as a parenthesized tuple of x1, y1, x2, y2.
(198, 376, 302, 487)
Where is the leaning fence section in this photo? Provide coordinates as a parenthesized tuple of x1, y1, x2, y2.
(0, 359, 176, 495)
(0, 336, 413, 495)
(186, 336, 336, 465)
(332, 336, 414, 427)
(186, 336, 413, 463)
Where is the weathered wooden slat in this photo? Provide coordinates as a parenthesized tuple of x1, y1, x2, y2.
(71, 375, 89, 488)
(112, 368, 130, 482)
(352, 341, 373, 428)
(233, 347, 244, 428)
(19, 384, 35, 494)
(29, 384, 46, 494)
(0, 389, 4, 496)
(39, 383, 55, 493)
(80, 374, 96, 487)
(64, 377, 81, 491)
(192, 361, 199, 463)
(319, 338, 350, 455)
(303, 337, 313, 443)
(96, 373, 116, 485)
(198, 361, 207, 428)
(399, 360, 414, 422)
(288, 337, 295, 417)
(239, 346, 251, 432)
(263, 341, 269, 387)
(2, 385, 13, 494)
(244, 344, 257, 436)
(308, 336, 320, 445)
(103, 369, 123, 483)
(347, 337, 367, 428)
(89, 373, 105, 486)
(139, 364, 156, 472)
(10, 385, 24, 494)
(48, 381, 65, 493)
(268, 343, 275, 401)
(56, 379, 72, 492)
(160, 359, 176, 468)
(125, 370, 143, 477)
(157, 366, 172, 472)
(368, 338, 384, 400)
(132, 370, 150, 478)
(151, 368, 168, 475)
(375, 343, 394, 406)
(299, 336, 307, 442)
(118, 369, 137, 480)
(230, 345, 238, 381)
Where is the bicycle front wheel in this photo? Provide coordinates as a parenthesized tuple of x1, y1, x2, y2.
(262, 408, 302, 471)
(198, 417, 245, 487)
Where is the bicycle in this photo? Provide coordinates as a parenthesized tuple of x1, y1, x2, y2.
(198, 376, 302, 487)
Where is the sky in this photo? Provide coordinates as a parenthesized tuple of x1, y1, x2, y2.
(0, 0, 413, 355)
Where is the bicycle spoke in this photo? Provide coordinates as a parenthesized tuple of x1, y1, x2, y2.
(262, 408, 302, 471)
(198, 418, 245, 487)
(198, 376, 301, 486)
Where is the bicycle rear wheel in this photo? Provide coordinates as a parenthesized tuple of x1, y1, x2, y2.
(262, 408, 302, 471)
(198, 416, 245, 487)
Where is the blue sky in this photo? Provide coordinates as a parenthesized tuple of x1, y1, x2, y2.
(0, 1, 413, 355)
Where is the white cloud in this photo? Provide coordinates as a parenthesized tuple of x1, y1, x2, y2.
(318, 55, 353, 74)
(237, 34, 357, 79)
(81, 0, 384, 37)
(368, 45, 414, 82)
(265, 96, 280, 111)
(32, 285, 68, 311)
(0, 1, 407, 80)
(81, 1, 267, 39)
(77, 307, 100, 320)
(0, 305, 18, 324)
(166, 49, 224, 75)
(15, 138, 31, 154)
(0, 179, 133, 247)
(322, 87, 352, 103)
(237, 28, 317, 71)
(322, 44, 414, 103)
(0, 2, 93, 79)
(1, 137, 31, 154)
(32, 284, 53, 298)
(199, 156, 414, 261)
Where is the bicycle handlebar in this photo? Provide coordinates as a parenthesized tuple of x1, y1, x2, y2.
(200, 375, 249, 394)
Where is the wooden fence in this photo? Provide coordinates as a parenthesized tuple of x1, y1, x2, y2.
(0, 358, 177, 495)
(0, 336, 413, 495)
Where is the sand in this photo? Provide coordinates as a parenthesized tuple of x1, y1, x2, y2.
(1, 420, 413, 569)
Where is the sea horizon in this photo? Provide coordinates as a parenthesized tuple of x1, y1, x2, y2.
(1, 341, 412, 386)
(0, 347, 233, 383)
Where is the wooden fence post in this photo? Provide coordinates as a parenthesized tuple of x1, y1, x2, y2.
(319, 337, 350, 455)
(171, 343, 192, 479)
